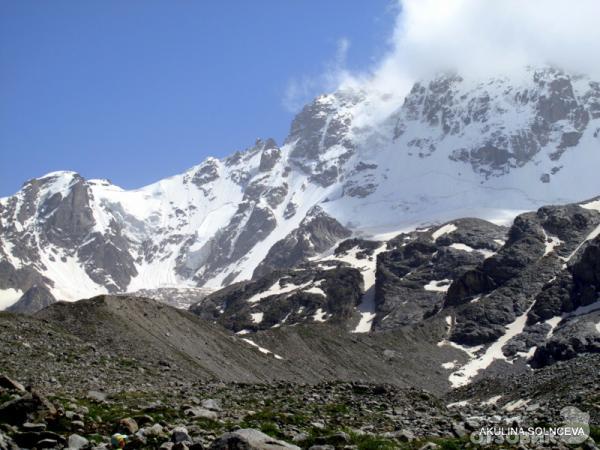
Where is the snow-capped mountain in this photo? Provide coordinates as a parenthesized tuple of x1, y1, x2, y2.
(1, 67, 599, 310)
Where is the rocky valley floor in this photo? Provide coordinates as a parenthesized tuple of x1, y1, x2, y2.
(1, 297, 600, 449)
(1, 369, 599, 450)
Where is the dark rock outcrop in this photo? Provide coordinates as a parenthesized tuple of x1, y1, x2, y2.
(253, 207, 351, 279)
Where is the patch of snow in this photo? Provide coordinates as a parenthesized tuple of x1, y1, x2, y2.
(240, 338, 283, 360)
(449, 243, 495, 258)
(313, 308, 327, 323)
(543, 231, 563, 256)
(581, 199, 600, 212)
(353, 310, 376, 333)
(444, 341, 483, 359)
(321, 243, 386, 333)
(432, 224, 457, 241)
(447, 400, 470, 408)
(38, 250, 107, 301)
(545, 316, 562, 337)
(562, 223, 600, 262)
(235, 329, 251, 335)
(303, 281, 326, 297)
(516, 346, 537, 360)
(567, 299, 600, 317)
(449, 243, 474, 252)
(271, 312, 291, 328)
(246, 280, 312, 304)
(424, 279, 452, 292)
(477, 249, 497, 259)
(250, 312, 264, 324)
(0, 238, 23, 269)
(442, 361, 457, 369)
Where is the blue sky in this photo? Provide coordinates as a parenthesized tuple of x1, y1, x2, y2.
(0, 0, 396, 196)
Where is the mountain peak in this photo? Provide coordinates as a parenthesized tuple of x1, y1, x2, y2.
(1, 67, 599, 306)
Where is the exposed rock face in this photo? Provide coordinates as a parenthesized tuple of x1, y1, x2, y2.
(252, 207, 351, 279)
(191, 267, 363, 332)
(257, 139, 281, 172)
(532, 313, 600, 367)
(445, 202, 600, 347)
(399, 68, 596, 178)
(192, 217, 509, 333)
(366, 219, 505, 330)
(0, 173, 137, 301)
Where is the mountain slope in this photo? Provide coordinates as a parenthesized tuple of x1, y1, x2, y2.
(190, 196, 600, 389)
(1, 67, 600, 308)
(0, 295, 455, 393)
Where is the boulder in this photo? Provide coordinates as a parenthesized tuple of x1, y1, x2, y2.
(0, 391, 57, 425)
(171, 427, 192, 444)
(201, 399, 222, 412)
(118, 417, 139, 434)
(210, 429, 300, 450)
(184, 407, 218, 420)
(68, 434, 89, 450)
(13, 431, 66, 449)
(86, 390, 107, 402)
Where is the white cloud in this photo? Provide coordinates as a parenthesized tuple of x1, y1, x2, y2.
(285, 0, 600, 113)
(355, 0, 600, 96)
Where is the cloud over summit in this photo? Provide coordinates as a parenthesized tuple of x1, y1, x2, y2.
(373, 0, 600, 85)
(284, 0, 600, 113)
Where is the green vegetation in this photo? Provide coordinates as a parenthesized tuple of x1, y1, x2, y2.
(349, 432, 398, 450)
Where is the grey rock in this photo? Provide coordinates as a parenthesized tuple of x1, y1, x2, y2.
(200, 399, 221, 412)
(118, 417, 139, 434)
(184, 407, 218, 420)
(172, 427, 192, 444)
(86, 390, 107, 402)
(210, 429, 300, 450)
(68, 434, 89, 450)
(451, 422, 468, 438)
(22, 422, 47, 432)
